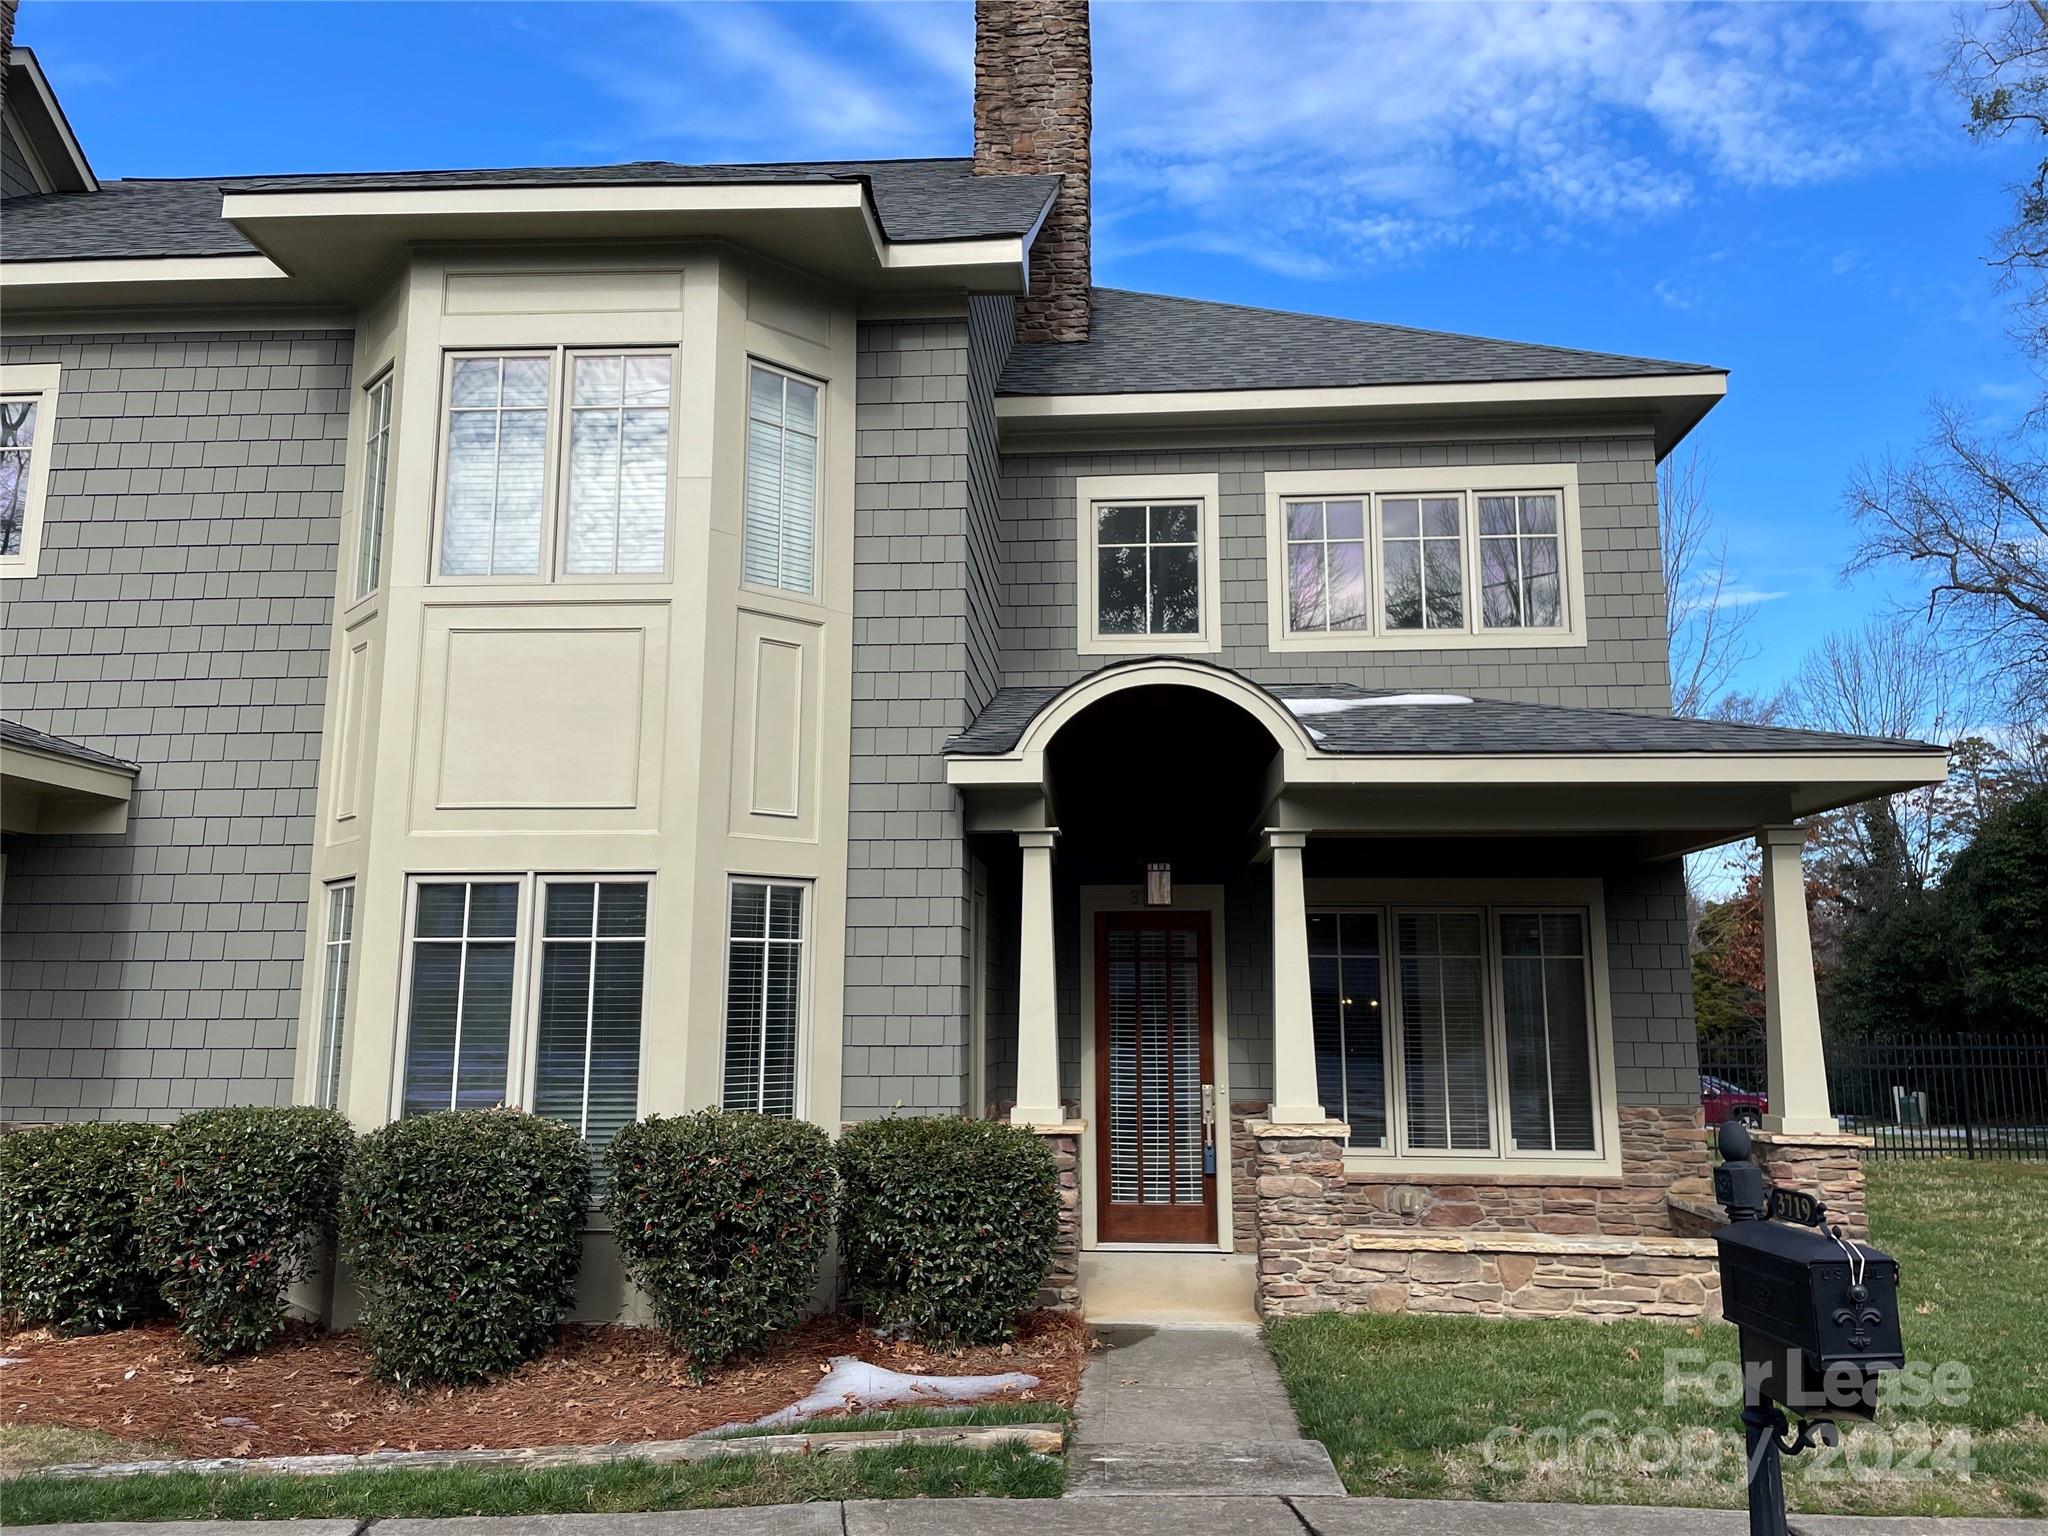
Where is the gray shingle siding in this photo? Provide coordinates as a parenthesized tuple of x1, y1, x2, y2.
(999, 435, 1673, 711)
(842, 314, 1009, 1118)
(0, 328, 350, 1122)
(1604, 858, 1700, 1105)
(2, 124, 37, 200)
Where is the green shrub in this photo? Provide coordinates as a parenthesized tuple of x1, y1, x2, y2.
(0, 1122, 164, 1334)
(604, 1110, 833, 1380)
(837, 1117, 1058, 1344)
(341, 1109, 589, 1388)
(138, 1106, 353, 1360)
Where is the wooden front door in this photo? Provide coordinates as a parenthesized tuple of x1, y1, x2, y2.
(1094, 911, 1218, 1243)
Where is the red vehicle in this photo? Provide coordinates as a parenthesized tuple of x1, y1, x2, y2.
(1701, 1074, 1767, 1127)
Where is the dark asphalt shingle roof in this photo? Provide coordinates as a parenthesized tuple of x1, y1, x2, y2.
(1, 718, 140, 773)
(0, 158, 1060, 263)
(943, 664, 1938, 758)
(998, 288, 1722, 397)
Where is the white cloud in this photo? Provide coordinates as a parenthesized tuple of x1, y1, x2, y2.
(566, 0, 1962, 276)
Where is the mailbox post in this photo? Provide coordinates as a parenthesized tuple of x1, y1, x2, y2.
(1712, 1122, 1905, 1536)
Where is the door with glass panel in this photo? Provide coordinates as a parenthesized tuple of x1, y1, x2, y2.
(1094, 912, 1216, 1244)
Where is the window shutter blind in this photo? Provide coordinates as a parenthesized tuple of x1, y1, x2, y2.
(1398, 910, 1490, 1150)
(1501, 911, 1596, 1152)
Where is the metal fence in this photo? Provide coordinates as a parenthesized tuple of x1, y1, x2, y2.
(1699, 1034, 2048, 1160)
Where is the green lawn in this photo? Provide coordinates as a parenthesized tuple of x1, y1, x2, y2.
(1267, 1159, 2048, 1519)
(0, 1440, 1064, 1526)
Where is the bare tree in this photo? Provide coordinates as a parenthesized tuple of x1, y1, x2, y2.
(1843, 401, 2048, 712)
(1947, 0, 2048, 366)
(1791, 623, 1971, 890)
(1662, 447, 1776, 720)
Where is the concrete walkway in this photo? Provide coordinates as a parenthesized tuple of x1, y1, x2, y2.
(1064, 1323, 1345, 1498)
(17, 1499, 2048, 1535)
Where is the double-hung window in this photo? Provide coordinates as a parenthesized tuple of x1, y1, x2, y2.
(397, 875, 648, 1155)
(1076, 472, 1222, 653)
(722, 878, 808, 1117)
(743, 363, 821, 596)
(1305, 901, 1604, 1163)
(314, 882, 355, 1111)
(354, 374, 394, 600)
(1266, 468, 1581, 650)
(0, 362, 60, 580)
(437, 349, 674, 581)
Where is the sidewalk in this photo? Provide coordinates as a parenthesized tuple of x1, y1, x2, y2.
(15, 1498, 2048, 1535)
(1065, 1323, 1343, 1497)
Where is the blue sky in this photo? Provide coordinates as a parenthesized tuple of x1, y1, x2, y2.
(20, 0, 2036, 700)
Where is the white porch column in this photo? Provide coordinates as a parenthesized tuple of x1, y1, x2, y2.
(1010, 829, 1065, 1127)
(1758, 825, 1834, 1136)
(1265, 829, 1328, 1124)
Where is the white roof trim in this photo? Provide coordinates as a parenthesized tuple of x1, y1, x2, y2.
(4, 49, 97, 193)
(995, 372, 1728, 422)
(218, 181, 874, 222)
(0, 254, 291, 290)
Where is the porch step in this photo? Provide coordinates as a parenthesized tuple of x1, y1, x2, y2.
(1079, 1251, 1257, 1325)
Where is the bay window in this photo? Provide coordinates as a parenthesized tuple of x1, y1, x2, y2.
(1304, 902, 1605, 1162)
(314, 882, 355, 1111)
(743, 363, 820, 596)
(722, 878, 808, 1117)
(397, 875, 648, 1149)
(436, 349, 674, 581)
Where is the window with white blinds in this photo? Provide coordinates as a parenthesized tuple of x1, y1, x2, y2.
(314, 882, 354, 1111)
(722, 879, 807, 1117)
(743, 364, 821, 595)
(1397, 910, 1493, 1152)
(1499, 912, 1596, 1152)
(354, 374, 393, 600)
(533, 880, 647, 1155)
(1307, 911, 1388, 1149)
(393, 873, 653, 1159)
(436, 349, 675, 581)
(1317, 902, 1605, 1160)
(402, 881, 521, 1116)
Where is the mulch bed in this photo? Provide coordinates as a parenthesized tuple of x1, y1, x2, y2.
(1, 1312, 1092, 1461)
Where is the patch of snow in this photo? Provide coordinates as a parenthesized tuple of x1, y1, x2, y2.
(0, 1357, 25, 1368)
(1286, 693, 1472, 716)
(724, 1355, 1041, 1432)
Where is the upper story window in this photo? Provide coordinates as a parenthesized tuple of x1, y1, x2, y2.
(1264, 466, 1585, 652)
(435, 349, 674, 582)
(354, 373, 393, 601)
(743, 363, 821, 596)
(1075, 471, 1223, 655)
(0, 362, 60, 580)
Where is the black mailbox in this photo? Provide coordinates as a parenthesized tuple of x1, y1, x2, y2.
(1716, 1210, 1904, 1420)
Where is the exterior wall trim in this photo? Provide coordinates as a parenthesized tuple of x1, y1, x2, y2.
(997, 372, 1727, 422)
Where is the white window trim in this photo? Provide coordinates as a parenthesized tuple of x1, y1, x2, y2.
(1263, 465, 1587, 652)
(1075, 471, 1224, 656)
(740, 358, 826, 603)
(717, 874, 815, 1118)
(429, 347, 680, 585)
(0, 361, 61, 580)
(523, 874, 654, 1141)
(388, 872, 651, 1131)
(1304, 878, 1618, 1177)
(1491, 905, 1601, 1158)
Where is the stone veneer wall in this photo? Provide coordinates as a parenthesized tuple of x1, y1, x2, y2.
(1251, 1107, 1720, 1320)
(1253, 1128, 1723, 1321)
(1752, 1131, 1870, 1240)
(1231, 1102, 1263, 1253)
(1037, 1130, 1082, 1309)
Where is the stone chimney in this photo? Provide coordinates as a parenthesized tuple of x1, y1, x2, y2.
(973, 0, 1091, 344)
